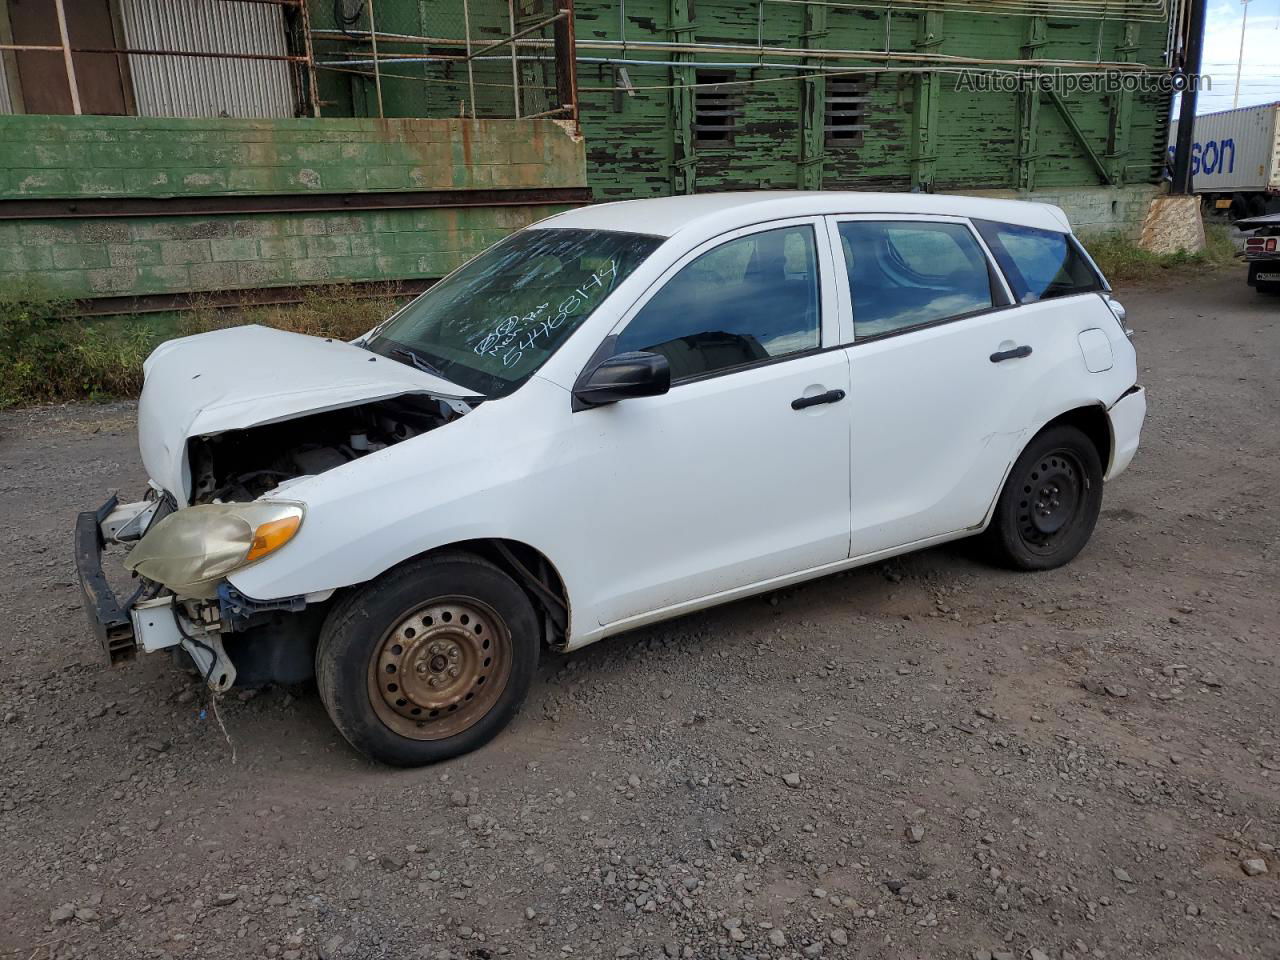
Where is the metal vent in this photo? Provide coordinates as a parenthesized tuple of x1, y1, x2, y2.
(694, 70, 740, 146)
(826, 75, 869, 147)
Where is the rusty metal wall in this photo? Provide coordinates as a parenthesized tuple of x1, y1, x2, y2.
(119, 0, 294, 118)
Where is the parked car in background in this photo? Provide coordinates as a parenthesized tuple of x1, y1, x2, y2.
(1237, 211, 1280, 294)
(76, 192, 1146, 766)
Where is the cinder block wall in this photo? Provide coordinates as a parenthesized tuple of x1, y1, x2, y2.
(955, 185, 1160, 239)
(0, 116, 587, 305)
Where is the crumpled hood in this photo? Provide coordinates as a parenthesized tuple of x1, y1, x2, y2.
(138, 325, 463, 504)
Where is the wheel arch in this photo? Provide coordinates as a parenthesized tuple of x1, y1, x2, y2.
(1031, 403, 1113, 476)
(979, 403, 1113, 531)
(380, 538, 572, 651)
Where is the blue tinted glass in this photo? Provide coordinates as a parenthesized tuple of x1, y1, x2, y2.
(974, 220, 1101, 302)
(838, 221, 994, 338)
(615, 225, 821, 381)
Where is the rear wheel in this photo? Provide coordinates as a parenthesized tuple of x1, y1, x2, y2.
(316, 553, 539, 766)
(982, 425, 1103, 571)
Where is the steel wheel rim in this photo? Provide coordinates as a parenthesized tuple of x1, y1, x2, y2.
(367, 596, 512, 741)
(1015, 449, 1087, 554)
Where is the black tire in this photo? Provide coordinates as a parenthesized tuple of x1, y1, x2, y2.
(981, 425, 1104, 571)
(316, 552, 539, 766)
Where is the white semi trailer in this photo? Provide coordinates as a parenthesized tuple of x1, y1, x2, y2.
(1168, 101, 1280, 219)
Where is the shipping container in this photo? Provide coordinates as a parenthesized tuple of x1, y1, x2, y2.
(1168, 102, 1280, 216)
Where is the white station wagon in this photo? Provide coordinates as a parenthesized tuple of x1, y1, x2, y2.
(76, 192, 1146, 766)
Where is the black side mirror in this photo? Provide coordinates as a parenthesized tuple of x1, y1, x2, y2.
(572, 351, 671, 409)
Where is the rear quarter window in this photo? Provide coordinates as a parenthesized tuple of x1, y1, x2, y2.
(974, 220, 1103, 303)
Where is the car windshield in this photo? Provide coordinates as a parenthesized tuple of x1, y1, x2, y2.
(365, 228, 663, 397)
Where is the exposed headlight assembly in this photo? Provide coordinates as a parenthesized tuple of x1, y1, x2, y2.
(125, 501, 303, 598)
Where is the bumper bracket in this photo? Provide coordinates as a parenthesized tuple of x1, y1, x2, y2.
(74, 494, 138, 666)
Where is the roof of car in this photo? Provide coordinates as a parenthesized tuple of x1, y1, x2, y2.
(538, 191, 1072, 238)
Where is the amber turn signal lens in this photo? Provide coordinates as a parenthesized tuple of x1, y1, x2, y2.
(245, 514, 302, 564)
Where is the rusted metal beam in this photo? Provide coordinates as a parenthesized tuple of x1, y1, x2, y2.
(71, 279, 434, 318)
(462, 0, 477, 117)
(553, 0, 579, 131)
(1, 45, 311, 63)
(367, 0, 384, 118)
(508, 1, 521, 117)
(297, 0, 321, 118)
(0, 186, 593, 220)
(53, 0, 81, 116)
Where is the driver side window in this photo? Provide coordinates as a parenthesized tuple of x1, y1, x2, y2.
(614, 224, 821, 382)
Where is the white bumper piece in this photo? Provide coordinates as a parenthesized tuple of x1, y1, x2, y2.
(1106, 386, 1146, 480)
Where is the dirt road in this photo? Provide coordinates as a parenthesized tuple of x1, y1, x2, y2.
(1, 268, 1277, 960)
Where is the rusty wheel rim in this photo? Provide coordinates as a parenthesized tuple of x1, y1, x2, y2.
(367, 596, 512, 741)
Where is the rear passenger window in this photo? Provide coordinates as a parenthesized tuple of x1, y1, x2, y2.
(837, 221, 997, 339)
(614, 225, 821, 382)
(974, 220, 1102, 303)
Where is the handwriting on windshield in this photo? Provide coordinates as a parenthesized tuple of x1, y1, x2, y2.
(473, 260, 618, 368)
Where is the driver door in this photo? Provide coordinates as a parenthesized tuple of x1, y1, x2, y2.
(565, 219, 853, 629)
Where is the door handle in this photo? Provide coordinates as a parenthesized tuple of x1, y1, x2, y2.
(791, 389, 846, 410)
(990, 345, 1033, 363)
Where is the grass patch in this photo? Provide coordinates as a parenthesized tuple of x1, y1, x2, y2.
(0, 284, 406, 409)
(179, 284, 402, 342)
(0, 285, 159, 409)
(1083, 223, 1238, 284)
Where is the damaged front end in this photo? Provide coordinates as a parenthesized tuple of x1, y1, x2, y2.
(74, 324, 476, 692)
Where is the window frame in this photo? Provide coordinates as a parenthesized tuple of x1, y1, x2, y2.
(600, 217, 843, 388)
(823, 214, 1016, 345)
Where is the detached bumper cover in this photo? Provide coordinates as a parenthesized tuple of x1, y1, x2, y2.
(1106, 385, 1146, 481)
(74, 495, 138, 666)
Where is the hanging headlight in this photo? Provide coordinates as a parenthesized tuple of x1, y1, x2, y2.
(125, 501, 304, 598)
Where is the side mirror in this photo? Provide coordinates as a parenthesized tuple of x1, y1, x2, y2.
(572, 351, 671, 409)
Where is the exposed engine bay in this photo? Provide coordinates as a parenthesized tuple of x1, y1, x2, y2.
(187, 394, 468, 504)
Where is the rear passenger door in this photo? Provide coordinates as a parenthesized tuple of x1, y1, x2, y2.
(831, 215, 1044, 556)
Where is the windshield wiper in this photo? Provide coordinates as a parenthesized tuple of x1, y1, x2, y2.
(390, 347, 446, 379)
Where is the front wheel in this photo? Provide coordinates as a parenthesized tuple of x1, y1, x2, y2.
(981, 425, 1104, 571)
(316, 553, 539, 766)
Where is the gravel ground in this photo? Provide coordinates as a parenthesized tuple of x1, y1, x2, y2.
(1, 267, 1277, 960)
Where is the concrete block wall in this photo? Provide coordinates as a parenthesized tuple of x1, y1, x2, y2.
(0, 116, 587, 304)
(0, 206, 561, 300)
(958, 185, 1160, 239)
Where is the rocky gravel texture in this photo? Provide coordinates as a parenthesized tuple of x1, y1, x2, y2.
(1, 269, 1277, 960)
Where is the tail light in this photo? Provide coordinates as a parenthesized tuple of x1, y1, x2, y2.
(1103, 295, 1134, 339)
(1247, 237, 1279, 253)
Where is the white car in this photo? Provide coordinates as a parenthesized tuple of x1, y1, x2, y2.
(76, 192, 1146, 766)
